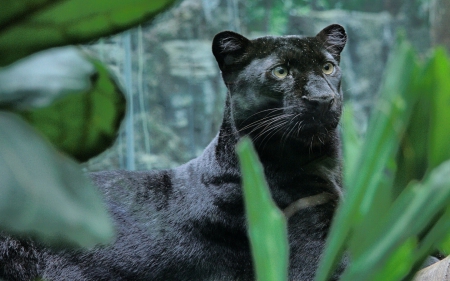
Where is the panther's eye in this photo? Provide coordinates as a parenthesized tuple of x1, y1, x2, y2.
(272, 66, 288, 79)
(322, 62, 334, 75)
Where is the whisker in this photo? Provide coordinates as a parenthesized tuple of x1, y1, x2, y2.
(252, 118, 289, 142)
(252, 116, 290, 142)
(256, 120, 290, 144)
(245, 113, 295, 136)
(285, 119, 301, 144)
(281, 115, 301, 148)
(280, 123, 293, 147)
(296, 120, 304, 137)
(258, 121, 291, 150)
(239, 112, 290, 133)
(237, 107, 294, 128)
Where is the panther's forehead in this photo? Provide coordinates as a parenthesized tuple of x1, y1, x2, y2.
(250, 35, 326, 62)
(252, 34, 316, 48)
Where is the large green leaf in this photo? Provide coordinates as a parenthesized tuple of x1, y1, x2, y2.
(370, 237, 416, 281)
(318, 43, 450, 281)
(0, 46, 94, 110)
(237, 137, 289, 281)
(315, 38, 420, 281)
(393, 94, 430, 196)
(393, 48, 450, 195)
(340, 160, 450, 281)
(0, 0, 176, 66)
(341, 103, 363, 187)
(348, 39, 419, 215)
(0, 111, 114, 247)
(404, 206, 450, 280)
(17, 48, 125, 162)
(426, 48, 450, 170)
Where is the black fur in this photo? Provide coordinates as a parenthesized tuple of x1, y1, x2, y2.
(0, 24, 347, 281)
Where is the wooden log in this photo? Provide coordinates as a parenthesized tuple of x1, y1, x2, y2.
(414, 256, 450, 281)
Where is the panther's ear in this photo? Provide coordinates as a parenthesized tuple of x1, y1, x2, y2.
(212, 31, 251, 71)
(316, 24, 347, 61)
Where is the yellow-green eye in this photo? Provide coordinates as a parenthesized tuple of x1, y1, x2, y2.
(272, 66, 288, 79)
(322, 62, 334, 75)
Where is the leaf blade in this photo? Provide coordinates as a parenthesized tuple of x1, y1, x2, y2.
(340, 160, 450, 281)
(426, 48, 450, 170)
(0, 111, 114, 247)
(237, 137, 289, 281)
(0, 46, 94, 110)
(15, 48, 126, 162)
(0, 0, 176, 66)
(315, 37, 420, 281)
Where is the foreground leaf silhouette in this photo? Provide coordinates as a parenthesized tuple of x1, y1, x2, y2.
(237, 137, 289, 281)
(0, 0, 177, 66)
(0, 112, 114, 247)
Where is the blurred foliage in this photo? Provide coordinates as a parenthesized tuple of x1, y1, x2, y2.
(0, 0, 176, 66)
(0, 0, 175, 247)
(316, 37, 450, 280)
(237, 138, 289, 281)
(0, 111, 114, 247)
(238, 35, 450, 281)
(0, 46, 126, 162)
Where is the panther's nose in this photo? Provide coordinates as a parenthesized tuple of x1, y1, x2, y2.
(302, 95, 334, 113)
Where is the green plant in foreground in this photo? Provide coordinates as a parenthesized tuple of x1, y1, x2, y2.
(237, 138, 289, 281)
(0, 0, 175, 247)
(238, 36, 450, 281)
(317, 39, 450, 281)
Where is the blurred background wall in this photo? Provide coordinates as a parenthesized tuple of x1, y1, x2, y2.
(83, 0, 441, 171)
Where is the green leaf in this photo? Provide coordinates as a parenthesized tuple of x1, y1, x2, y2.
(426, 48, 450, 170)
(348, 155, 395, 260)
(407, 206, 450, 277)
(393, 94, 430, 196)
(315, 37, 420, 281)
(0, 46, 94, 110)
(19, 51, 125, 162)
(237, 137, 289, 281)
(341, 103, 363, 187)
(0, 0, 176, 66)
(370, 237, 416, 281)
(350, 40, 419, 216)
(0, 111, 114, 247)
(340, 160, 450, 281)
(435, 208, 450, 255)
(393, 48, 450, 195)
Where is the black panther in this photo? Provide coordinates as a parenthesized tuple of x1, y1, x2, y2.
(0, 24, 347, 280)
